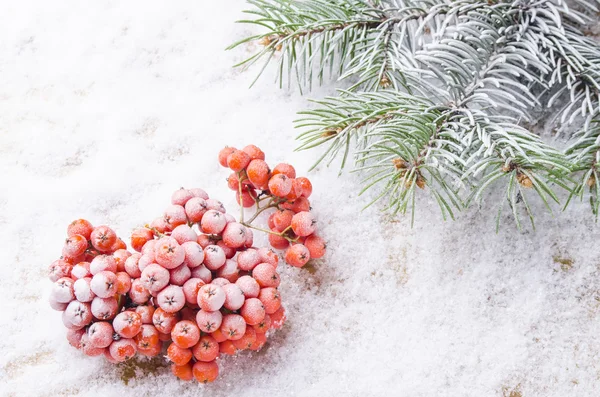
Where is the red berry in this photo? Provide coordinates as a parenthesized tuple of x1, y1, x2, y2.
(171, 320, 200, 349)
(171, 224, 198, 245)
(124, 253, 142, 278)
(169, 264, 191, 286)
(221, 222, 247, 248)
(253, 313, 271, 333)
(232, 327, 257, 350)
(291, 211, 317, 236)
(172, 363, 194, 381)
(246, 159, 270, 188)
(157, 285, 186, 313)
(73, 277, 95, 302)
(192, 335, 219, 362)
(66, 328, 85, 349)
(109, 338, 137, 362)
(172, 188, 194, 206)
(218, 146, 237, 167)
(216, 259, 240, 283)
(64, 301, 93, 328)
(153, 308, 180, 334)
(90, 226, 117, 253)
(113, 311, 143, 338)
(197, 284, 226, 312)
(268, 233, 289, 250)
(129, 278, 151, 304)
(135, 324, 160, 355)
(304, 234, 326, 259)
(220, 314, 247, 341)
(140, 263, 170, 293)
(242, 144, 265, 161)
(284, 244, 311, 267)
(88, 321, 114, 348)
(272, 209, 294, 232)
(192, 360, 219, 383)
(200, 210, 227, 235)
(51, 277, 75, 303)
(182, 241, 204, 268)
(252, 263, 280, 288)
(236, 189, 257, 208)
(183, 278, 205, 306)
(223, 284, 245, 311)
(130, 228, 154, 252)
(62, 234, 88, 258)
(240, 298, 266, 326)
(155, 237, 185, 269)
(91, 296, 118, 320)
(89, 255, 117, 275)
(268, 174, 292, 197)
(272, 163, 296, 178)
(67, 219, 94, 240)
(80, 334, 104, 357)
(257, 247, 279, 267)
(227, 150, 251, 172)
(167, 343, 193, 366)
(184, 197, 208, 223)
(219, 340, 237, 355)
(270, 306, 286, 329)
(203, 245, 226, 270)
(49, 259, 72, 282)
(237, 249, 261, 271)
(258, 287, 281, 314)
(235, 275, 260, 298)
(196, 309, 223, 333)
(135, 305, 155, 324)
(164, 205, 188, 229)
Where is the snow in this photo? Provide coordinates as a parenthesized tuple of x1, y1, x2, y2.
(1, 1, 600, 396)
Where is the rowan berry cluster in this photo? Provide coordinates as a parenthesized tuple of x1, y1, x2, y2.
(219, 144, 326, 267)
(48, 187, 288, 384)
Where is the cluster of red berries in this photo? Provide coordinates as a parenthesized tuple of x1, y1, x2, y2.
(219, 144, 326, 267)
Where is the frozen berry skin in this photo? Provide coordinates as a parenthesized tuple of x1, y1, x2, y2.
(129, 278, 151, 304)
(249, 331, 267, 351)
(109, 338, 137, 362)
(272, 209, 294, 232)
(48, 259, 72, 282)
(218, 146, 237, 167)
(220, 314, 247, 341)
(124, 253, 142, 278)
(182, 278, 205, 306)
(257, 247, 278, 267)
(222, 284, 245, 311)
(179, 242, 202, 269)
(51, 277, 75, 303)
(91, 296, 118, 320)
(221, 222, 247, 249)
(130, 227, 154, 252)
(285, 244, 311, 267)
(171, 320, 200, 349)
(110, 238, 127, 252)
(87, 321, 114, 348)
(296, 176, 313, 198)
(216, 259, 240, 283)
(235, 275, 260, 299)
(244, 228, 254, 248)
(227, 150, 251, 172)
(200, 210, 227, 235)
(272, 163, 296, 179)
(252, 263, 280, 288)
(268, 233, 290, 250)
(64, 301, 93, 328)
(90, 226, 117, 253)
(154, 237, 185, 270)
(246, 159, 270, 188)
(62, 309, 84, 330)
(89, 255, 117, 276)
(80, 334, 104, 357)
(115, 272, 132, 295)
(232, 327, 257, 350)
(153, 308, 180, 334)
(285, 178, 303, 201)
(167, 343, 193, 366)
(169, 264, 191, 286)
(304, 234, 326, 259)
(157, 285, 186, 313)
(210, 328, 227, 343)
(237, 248, 261, 271)
(196, 234, 212, 249)
(240, 298, 266, 326)
(135, 324, 160, 355)
(62, 234, 88, 259)
(73, 277, 95, 302)
(184, 197, 208, 223)
(193, 360, 219, 383)
(192, 335, 219, 362)
(197, 284, 226, 312)
(219, 340, 237, 355)
(291, 211, 317, 237)
(172, 188, 195, 206)
(140, 263, 170, 293)
(196, 310, 223, 333)
(236, 189, 257, 208)
(141, 239, 157, 257)
(172, 362, 194, 381)
(227, 172, 251, 191)
(270, 306, 286, 329)
(268, 174, 292, 197)
(259, 288, 282, 314)
(211, 277, 230, 287)
(90, 271, 117, 298)
(203, 245, 226, 270)
(151, 216, 171, 233)
(49, 296, 68, 311)
(67, 219, 94, 239)
(283, 196, 311, 213)
(217, 240, 236, 260)
(171, 225, 198, 245)
(190, 188, 209, 200)
(190, 265, 212, 284)
(253, 313, 271, 333)
(137, 254, 154, 273)
(130, 306, 153, 325)
(205, 199, 226, 213)
(242, 144, 265, 161)
(113, 311, 143, 338)
(113, 249, 131, 272)
(66, 328, 86, 349)
(164, 205, 188, 230)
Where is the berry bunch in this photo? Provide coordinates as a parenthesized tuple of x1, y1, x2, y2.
(218, 144, 326, 268)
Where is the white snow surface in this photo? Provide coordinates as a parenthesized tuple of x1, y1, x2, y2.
(1, 1, 600, 396)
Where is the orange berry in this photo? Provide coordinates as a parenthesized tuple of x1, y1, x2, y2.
(268, 174, 292, 197)
(193, 360, 219, 383)
(130, 227, 154, 252)
(167, 343, 193, 366)
(192, 335, 219, 362)
(236, 189, 257, 208)
(258, 287, 281, 314)
(172, 362, 194, 381)
(240, 298, 266, 325)
(219, 340, 237, 355)
(284, 244, 311, 267)
(246, 159, 270, 188)
(268, 233, 290, 250)
(153, 308, 180, 334)
(296, 177, 313, 198)
(272, 163, 296, 179)
(171, 320, 201, 349)
(253, 313, 271, 333)
(249, 331, 267, 351)
(135, 324, 160, 354)
(291, 211, 317, 236)
(242, 144, 265, 161)
(272, 209, 294, 232)
(221, 314, 247, 340)
(113, 311, 143, 339)
(283, 196, 311, 213)
(218, 146, 236, 167)
(210, 327, 228, 343)
(304, 234, 326, 259)
(232, 327, 257, 350)
(67, 219, 94, 240)
(270, 306, 286, 329)
(252, 263, 280, 288)
(227, 150, 251, 172)
(285, 179, 303, 201)
(109, 338, 137, 362)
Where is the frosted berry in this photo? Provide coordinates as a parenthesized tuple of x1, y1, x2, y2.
(171, 320, 200, 349)
(190, 265, 212, 284)
(291, 211, 317, 236)
(197, 284, 226, 312)
(164, 205, 188, 229)
(109, 338, 137, 362)
(172, 363, 194, 381)
(155, 237, 185, 269)
(232, 327, 257, 350)
(113, 249, 131, 272)
(49, 296, 68, 311)
(285, 244, 311, 267)
(236, 189, 257, 208)
(242, 144, 265, 160)
(237, 248, 261, 271)
(90, 271, 117, 298)
(153, 308, 180, 334)
(182, 241, 204, 268)
(135, 305, 155, 324)
(192, 360, 219, 383)
(51, 277, 75, 303)
(268, 233, 289, 250)
(270, 306, 286, 329)
(184, 197, 208, 223)
(217, 240, 236, 259)
(182, 278, 205, 306)
(227, 150, 251, 172)
(221, 222, 247, 249)
(252, 263, 280, 288)
(124, 253, 142, 278)
(135, 324, 160, 355)
(88, 321, 114, 348)
(223, 284, 245, 311)
(218, 146, 237, 167)
(67, 219, 94, 239)
(129, 278, 151, 304)
(189, 188, 209, 200)
(157, 285, 186, 313)
(258, 287, 281, 314)
(221, 314, 247, 341)
(240, 298, 266, 326)
(272, 209, 294, 232)
(49, 259, 72, 282)
(272, 163, 296, 179)
(66, 328, 85, 349)
(169, 264, 191, 286)
(130, 227, 154, 252)
(304, 234, 326, 259)
(235, 275, 260, 298)
(73, 277, 95, 302)
(115, 272, 132, 295)
(89, 255, 117, 275)
(62, 234, 88, 258)
(246, 159, 270, 188)
(113, 311, 143, 338)
(203, 245, 226, 270)
(171, 224, 198, 245)
(296, 176, 313, 198)
(219, 340, 237, 355)
(80, 334, 104, 357)
(140, 263, 170, 293)
(150, 217, 170, 233)
(192, 335, 219, 362)
(167, 343, 193, 366)
(64, 301, 93, 328)
(216, 259, 240, 283)
(254, 313, 271, 333)
(91, 296, 118, 320)
(172, 188, 195, 206)
(268, 174, 292, 197)
(196, 310, 223, 333)
(200, 210, 227, 234)
(211, 277, 230, 286)
(90, 226, 117, 253)
(205, 199, 226, 213)
(257, 247, 278, 267)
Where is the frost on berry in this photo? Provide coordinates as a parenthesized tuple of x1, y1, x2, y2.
(235, 275, 260, 299)
(221, 222, 247, 249)
(153, 308, 180, 334)
(284, 244, 311, 268)
(197, 284, 226, 312)
(192, 335, 219, 362)
(291, 211, 317, 237)
(189, 187, 209, 200)
(155, 237, 185, 269)
(183, 278, 205, 306)
(232, 327, 257, 351)
(190, 265, 212, 284)
(220, 314, 246, 341)
(62, 234, 88, 258)
(257, 247, 278, 267)
(167, 343, 193, 366)
(182, 241, 204, 268)
(184, 197, 208, 223)
(113, 311, 143, 339)
(91, 296, 118, 320)
(200, 210, 227, 235)
(172, 188, 195, 206)
(258, 287, 281, 314)
(252, 263, 280, 288)
(130, 227, 154, 253)
(90, 271, 117, 298)
(73, 277, 95, 302)
(240, 298, 266, 326)
(171, 320, 200, 349)
(109, 338, 137, 362)
(51, 277, 75, 303)
(217, 240, 236, 259)
(89, 255, 117, 276)
(216, 259, 240, 283)
(129, 278, 151, 304)
(272, 163, 296, 179)
(48, 259, 72, 282)
(169, 264, 191, 286)
(203, 245, 226, 270)
(237, 248, 261, 271)
(124, 253, 142, 278)
(268, 174, 292, 197)
(164, 205, 188, 230)
(71, 261, 91, 280)
(171, 224, 198, 245)
(64, 301, 93, 328)
(157, 285, 186, 313)
(140, 263, 170, 293)
(90, 225, 117, 253)
(67, 219, 94, 240)
(88, 321, 114, 349)
(196, 310, 223, 333)
(222, 284, 245, 311)
(193, 360, 219, 383)
(304, 234, 326, 259)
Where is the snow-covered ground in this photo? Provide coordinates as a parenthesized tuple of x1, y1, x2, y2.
(1, 1, 600, 396)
